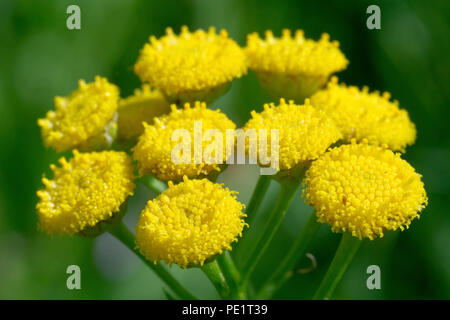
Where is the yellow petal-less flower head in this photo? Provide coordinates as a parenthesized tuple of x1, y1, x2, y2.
(134, 26, 247, 104)
(133, 101, 236, 182)
(136, 177, 246, 268)
(243, 98, 342, 171)
(310, 77, 417, 152)
(117, 85, 171, 141)
(245, 29, 348, 103)
(37, 76, 120, 152)
(303, 140, 428, 240)
(37, 150, 135, 236)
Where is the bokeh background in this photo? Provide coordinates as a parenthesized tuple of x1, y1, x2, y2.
(0, 0, 449, 299)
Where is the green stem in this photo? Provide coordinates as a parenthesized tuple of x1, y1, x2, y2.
(234, 174, 271, 270)
(218, 251, 247, 299)
(258, 211, 321, 299)
(201, 260, 230, 299)
(139, 174, 168, 194)
(242, 179, 300, 283)
(244, 175, 272, 228)
(108, 221, 197, 300)
(313, 233, 362, 300)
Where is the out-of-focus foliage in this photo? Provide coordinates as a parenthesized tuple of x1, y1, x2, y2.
(0, 0, 448, 299)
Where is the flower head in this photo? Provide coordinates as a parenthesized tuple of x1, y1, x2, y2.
(245, 30, 348, 102)
(310, 78, 416, 151)
(243, 98, 341, 171)
(37, 151, 135, 235)
(303, 140, 428, 240)
(133, 101, 236, 181)
(136, 177, 246, 268)
(134, 26, 247, 104)
(118, 85, 171, 141)
(38, 76, 120, 152)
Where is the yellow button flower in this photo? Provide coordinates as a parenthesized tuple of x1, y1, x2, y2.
(303, 140, 428, 240)
(38, 76, 120, 152)
(134, 26, 247, 104)
(117, 85, 170, 141)
(133, 101, 236, 181)
(310, 78, 417, 152)
(37, 150, 135, 235)
(243, 98, 342, 171)
(136, 177, 246, 268)
(246, 29, 348, 103)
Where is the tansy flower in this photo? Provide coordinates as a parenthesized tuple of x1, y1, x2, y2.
(117, 85, 170, 141)
(135, 177, 246, 268)
(243, 98, 341, 172)
(310, 78, 417, 152)
(133, 101, 236, 181)
(134, 26, 247, 104)
(36, 150, 135, 235)
(245, 29, 348, 103)
(38, 76, 120, 152)
(303, 140, 428, 240)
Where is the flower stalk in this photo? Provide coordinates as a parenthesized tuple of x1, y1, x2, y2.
(244, 174, 272, 228)
(313, 233, 361, 300)
(218, 251, 247, 299)
(242, 178, 300, 283)
(108, 221, 197, 300)
(201, 259, 230, 299)
(258, 211, 321, 299)
(139, 174, 168, 193)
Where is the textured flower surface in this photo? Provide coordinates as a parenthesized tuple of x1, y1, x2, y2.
(37, 151, 135, 235)
(310, 78, 416, 151)
(303, 140, 428, 240)
(118, 85, 170, 141)
(133, 101, 236, 181)
(246, 29, 348, 76)
(245, 30, 348, 103)
(38, 76, 119, 152)
(136, 177, 246, 268)
(243, 98, 341, 171)
(134, 26, 247, 102)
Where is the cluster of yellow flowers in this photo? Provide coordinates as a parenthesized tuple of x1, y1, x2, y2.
(36, 26, 427, 271)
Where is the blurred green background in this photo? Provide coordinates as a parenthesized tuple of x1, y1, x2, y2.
(0, 0, 449, 299)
